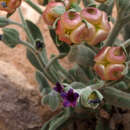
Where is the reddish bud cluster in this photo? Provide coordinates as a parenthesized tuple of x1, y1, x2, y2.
(42, 2, 111, 46)
(0, 0, 21, 13)
(94, 47, 126, 80)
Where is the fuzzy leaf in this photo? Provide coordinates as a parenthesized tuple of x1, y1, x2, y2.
(26, 49, 42, 71)
(68, 45, 96, 67)
(36, 71, 51, 95)
(0, 16, 9, 27)
(26, 20, 44, 43)
(102, 87, 130, 109)
(42, 91, 60, 111)
(26, 20, 48, 63)
(2, 28, 19, 48)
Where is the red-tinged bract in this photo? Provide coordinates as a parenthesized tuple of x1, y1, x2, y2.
(42, 2, 64, 26)
(94, 46, 126, 81)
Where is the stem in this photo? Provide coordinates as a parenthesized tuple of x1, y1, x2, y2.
(25, 0, 43, 15)
(46, 53, 67, 70)
(18, 8, 35, 45)
(19, 40, 57, 83)
(122, 39, 130, 48)
(9, 20, 24, 28)
(104, 19, 123, 46)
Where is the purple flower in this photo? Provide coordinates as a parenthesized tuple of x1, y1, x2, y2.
(54, 82, 64, 93)
(61, 89, 79, 107)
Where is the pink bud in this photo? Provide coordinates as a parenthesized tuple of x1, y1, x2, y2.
(80, 7, 102, 25)
(70, 23, 89, 44)
(106, 64, 125, 80)
(94, 47, 110, 64)
(93, 64, 108, 80)
(100, 12, 111, 31)
(87, 29, 109, 46)
(61, 11, 82, 30)
(106, 47, 126, 64)
(56, 20, 72, 45)
(42, 2, 64, 25)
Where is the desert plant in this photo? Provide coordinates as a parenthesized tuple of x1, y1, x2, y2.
(0, 0, 130, 129)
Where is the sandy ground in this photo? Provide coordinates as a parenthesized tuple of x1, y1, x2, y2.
(0, 0, 72, 87)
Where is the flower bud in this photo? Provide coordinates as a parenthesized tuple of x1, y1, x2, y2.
(60, 11, 82, 30)
(106, 64, 125, 80)
(80, 7, 102, 25)
(80, 87, 103, 109)
(93, 64, 108, 80)
(100, 12, 110, 31)
(87, 29, 109, 46)
(94, 46, 126, 81)
(81, 8, 110, 46)
(106, 47, 126, 64)
(56, 20, 72, 44)
(70, 23, 89, 44)
(0, 0, 21, 13)
(42, 2, 64, 25)
(94, 46, 110, 64)
(56, 11, 82, 45)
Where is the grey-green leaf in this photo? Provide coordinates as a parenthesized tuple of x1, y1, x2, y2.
(0, 16, 9, 27)
(26, 20, 44, 42)
(42, 91, 60, 111)
(2, 28, 20, 48)
(36, 71, 51, 95)
(26, 49, 42, 71)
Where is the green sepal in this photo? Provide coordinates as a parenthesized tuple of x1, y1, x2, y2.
(0, 16, 9, 27)
(70, 3, 81, 12)
(42, 91, 60, 111)
(53, 6, 65, 15)
(2, 28, 19, 48)
(49, 29, 70, 53)
(35, 71, 51, 95)
(80, 87, 103, 109)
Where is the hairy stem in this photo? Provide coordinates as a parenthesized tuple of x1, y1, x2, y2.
(25, 0, 43, 15)
(20, 40, 57, 83)
(18, 8, 35, 44)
